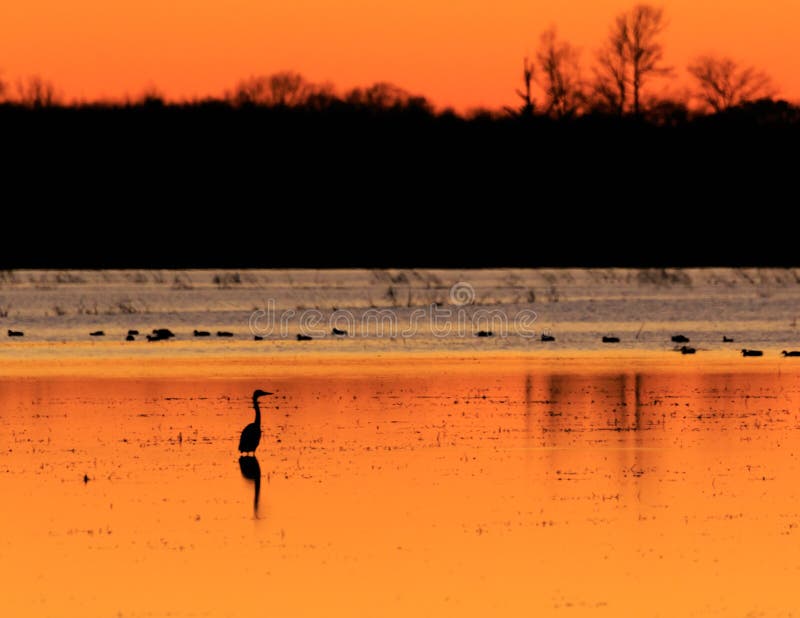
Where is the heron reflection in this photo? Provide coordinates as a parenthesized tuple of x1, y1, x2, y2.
(238, 455, 262, 517)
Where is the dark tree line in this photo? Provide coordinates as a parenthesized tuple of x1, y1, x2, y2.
(0, 0, 796, 270)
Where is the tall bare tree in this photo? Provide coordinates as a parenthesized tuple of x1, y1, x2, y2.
(594, 5, 670, 115)
(513, 57, 535, 117)
(535, 28, 584, 118)
(628, 5, 669, 115)
(687, 55, 775, 112)
(593, 37, 628, 114)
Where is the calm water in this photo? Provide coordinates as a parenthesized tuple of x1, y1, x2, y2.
(2, 361, 800, 616)
(2, 268, 800, 353)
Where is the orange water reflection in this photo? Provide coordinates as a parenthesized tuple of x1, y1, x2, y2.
(2, 363, 800, 616)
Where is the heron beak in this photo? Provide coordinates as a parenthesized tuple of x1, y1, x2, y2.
(264, 391, 274, 396)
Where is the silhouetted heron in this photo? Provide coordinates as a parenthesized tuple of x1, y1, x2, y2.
(239, 389, 273, 455)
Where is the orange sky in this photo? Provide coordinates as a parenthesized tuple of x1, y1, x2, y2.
(1, 0, 797, 109)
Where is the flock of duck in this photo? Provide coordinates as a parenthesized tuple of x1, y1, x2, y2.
(605, 333, 795, 357)
(6, 327, 240, 341)
(4, 328, 800, 357)
(3, 326, 351, 342)
(473, 330, 797, 357)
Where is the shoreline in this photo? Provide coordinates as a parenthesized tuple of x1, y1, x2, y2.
(1, 347, 798, 377)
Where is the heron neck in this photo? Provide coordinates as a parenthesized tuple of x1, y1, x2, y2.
(253, 398, 261, 427)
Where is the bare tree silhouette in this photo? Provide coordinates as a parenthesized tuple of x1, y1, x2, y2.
(232, 71, 313, 107)
(519, 57, 535, 116)
(232, 76, 265, 105)
(231, 75, 430, 112)
(347, 82, 407, 107)
(268, 71, 311, 106)
(506, 58, 535, 117)
(687, 56, 775, 112)
(303, 81, 337, 110)
(345, 82, 431, 112)
(16, 76, 59, 108)
(594, 5, 670, 115)
(535, 28, 584, 118)
(594, 28, 628, 114)
(627, 5, 670, 115)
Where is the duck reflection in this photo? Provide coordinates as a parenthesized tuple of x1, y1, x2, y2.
(238, 456, 262, 518)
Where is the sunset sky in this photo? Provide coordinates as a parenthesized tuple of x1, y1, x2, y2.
(1, 0, 796, 109)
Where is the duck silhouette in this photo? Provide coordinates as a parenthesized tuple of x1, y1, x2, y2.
(147, 329, 174, 341)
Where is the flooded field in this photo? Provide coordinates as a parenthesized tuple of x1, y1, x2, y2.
(2, 268, 800, 354)
(3, 357, 800, 617)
